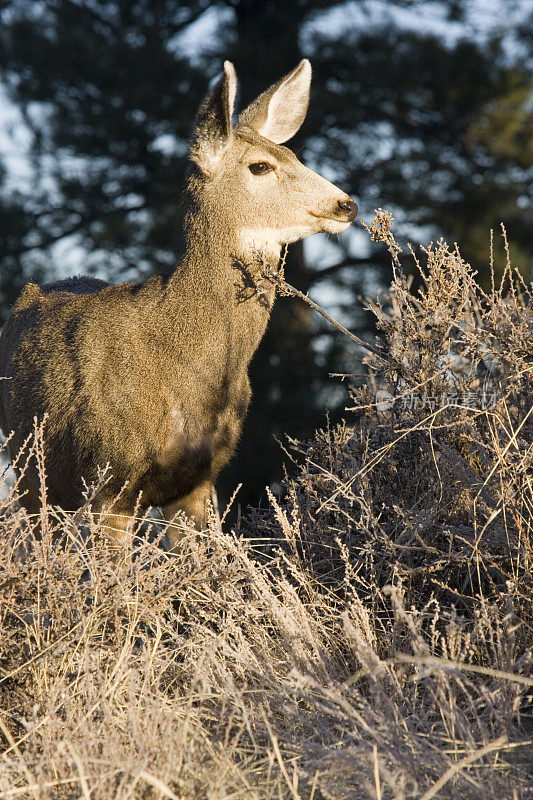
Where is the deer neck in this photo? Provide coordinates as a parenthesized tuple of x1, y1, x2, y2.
(171, 205, 280, 312)
(164, 204, 279, 366)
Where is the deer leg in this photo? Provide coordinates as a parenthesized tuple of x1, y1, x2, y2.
(91, 501, 136, 555)
(163, 480, 212, 549)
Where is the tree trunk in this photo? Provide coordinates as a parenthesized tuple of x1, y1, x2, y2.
(218, 0, 322, 509)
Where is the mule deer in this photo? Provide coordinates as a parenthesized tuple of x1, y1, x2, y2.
(0, 59, 357, 549)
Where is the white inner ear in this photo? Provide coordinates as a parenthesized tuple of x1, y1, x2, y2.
(250, 60, 311, 144)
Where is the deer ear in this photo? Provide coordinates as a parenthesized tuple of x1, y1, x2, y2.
(190, 61, 237, 173)
(237, 60, 311, 144)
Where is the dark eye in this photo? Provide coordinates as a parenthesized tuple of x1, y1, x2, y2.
(249, 162, 274, 175)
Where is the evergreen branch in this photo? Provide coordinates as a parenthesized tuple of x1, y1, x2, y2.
(59, 0, 121, 33)
(1, 217, 89, 259)
(2, 201, 149, 259)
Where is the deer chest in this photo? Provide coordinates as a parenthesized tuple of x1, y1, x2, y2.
(140, 377, 250, 507)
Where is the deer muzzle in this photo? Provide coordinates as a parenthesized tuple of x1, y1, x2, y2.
(337, 198, 358, 222)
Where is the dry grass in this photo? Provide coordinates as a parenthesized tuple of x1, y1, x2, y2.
(0, 218, 531, 799)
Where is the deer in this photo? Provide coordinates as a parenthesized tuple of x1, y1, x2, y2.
(0, 59, 357, 551)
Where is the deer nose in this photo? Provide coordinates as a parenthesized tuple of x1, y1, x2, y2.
(337, 198, 358, 221)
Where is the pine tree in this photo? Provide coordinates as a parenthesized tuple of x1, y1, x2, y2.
(0, 0, 530, 506)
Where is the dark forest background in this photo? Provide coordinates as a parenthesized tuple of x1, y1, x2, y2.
(0, 0, 531, 510)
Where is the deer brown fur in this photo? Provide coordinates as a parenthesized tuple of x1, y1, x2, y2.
(0, 59, 357, 548)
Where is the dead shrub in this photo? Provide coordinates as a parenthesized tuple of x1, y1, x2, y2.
(0, 218, 531, 799)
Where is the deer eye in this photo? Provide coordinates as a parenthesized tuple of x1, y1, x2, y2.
(249, 162, 274, 175)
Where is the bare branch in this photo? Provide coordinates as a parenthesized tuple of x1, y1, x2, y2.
(280, 278, 403, 372)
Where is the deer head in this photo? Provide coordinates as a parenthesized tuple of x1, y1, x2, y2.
(188, 59, 357, 260)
